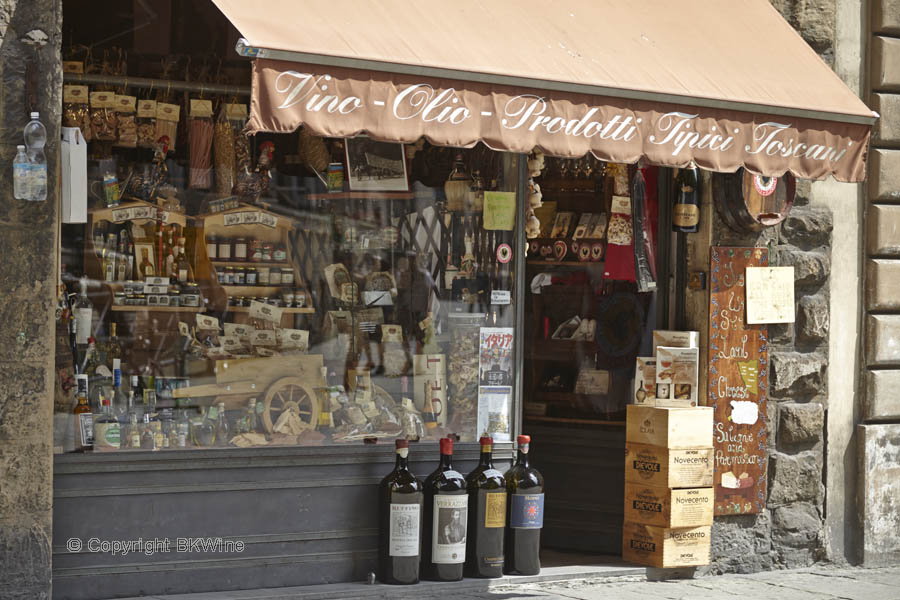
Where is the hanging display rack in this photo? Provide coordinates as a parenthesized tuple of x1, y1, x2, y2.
(62, 72, 250, 97)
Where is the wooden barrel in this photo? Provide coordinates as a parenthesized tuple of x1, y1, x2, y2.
(713, 169, 795, 232)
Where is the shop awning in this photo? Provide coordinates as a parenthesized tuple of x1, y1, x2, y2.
(213, 0, 877, 182)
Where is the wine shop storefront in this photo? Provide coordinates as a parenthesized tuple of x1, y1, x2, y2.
(36, 1, 876, 598)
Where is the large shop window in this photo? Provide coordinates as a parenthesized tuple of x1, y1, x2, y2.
(56, 133, 520, 451)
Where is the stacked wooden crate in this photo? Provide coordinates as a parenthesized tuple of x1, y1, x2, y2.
(622, 405, 714, 568)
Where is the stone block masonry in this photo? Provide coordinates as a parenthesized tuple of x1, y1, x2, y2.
(700, 199, 832, 574)
(0, 1, 62, 599)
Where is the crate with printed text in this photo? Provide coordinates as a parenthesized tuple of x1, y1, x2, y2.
(625, 405, 713, 448)
(622, 521, 711, 568)
(624, 442, 714, 488)
(624, 482, 714, 528)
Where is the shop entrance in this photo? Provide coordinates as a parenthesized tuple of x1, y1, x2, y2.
(521, 161, 674, 557)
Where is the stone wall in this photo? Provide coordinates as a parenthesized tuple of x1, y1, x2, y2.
(699, 187, 833, 574)
(859, 0, 900, 567)
(0, 1, 62, 599)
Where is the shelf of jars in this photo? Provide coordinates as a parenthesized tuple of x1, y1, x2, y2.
(196, 203, 314, 328)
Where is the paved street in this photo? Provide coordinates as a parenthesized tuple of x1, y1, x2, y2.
(123, 565, 900, 600)
(409, 566, 900, 600)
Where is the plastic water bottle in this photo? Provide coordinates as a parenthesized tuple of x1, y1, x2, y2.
(24, 111, 47, 202)
(13, 144, 28, 200)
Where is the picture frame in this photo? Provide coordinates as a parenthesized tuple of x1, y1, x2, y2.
(344, 137, 409, 191)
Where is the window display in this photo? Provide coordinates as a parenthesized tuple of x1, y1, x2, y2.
(55, 95, 519, 450)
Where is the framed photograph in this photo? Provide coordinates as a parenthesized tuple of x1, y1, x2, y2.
(344, 137, 409, 191)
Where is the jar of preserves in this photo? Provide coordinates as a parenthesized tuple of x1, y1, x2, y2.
(206, 235, 218, 260)
(249, 240, 264, 263)
(217, 269, 225, 284)
(246, 267, 257, 285)
(281, 290, 295, 307)
(262, 242, 274, 262)
(218, 238, 232, 261)
(258, 267, 270, 285)
(114, 292, 126, 306)
(295, 289, 307, 308)
(281, 268, 294, 286)
(182, 284, 201, 307)
(169, 290, 181, 307)
(234, 266, 246, 285)
(224, 266, 234, 285)
(273, 244, 288, 263)
(234, 237, 248, 261)
(269, 268, 282, 286)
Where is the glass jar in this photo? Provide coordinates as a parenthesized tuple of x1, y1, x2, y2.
(281, 290, 294, 307)
(234, 267, 246, 285)
(246, 267, 257, 285)
(258, 267, 270, 285)
(281, 268, 294, 286)
(206, 235, 217, 260)
(224, 266, 234, 285)
(269, 268, 282, 286)
(169, 290, 181, 307)
(217, 269, 225, 284)
(234, 237, 248, 261)
(135, 294, 146, 306)
(249, 240, 264, 263)
(114, 292, 126, 306)
(230, 296, 245, 307)
(273, 244, 288, 263)
(295, 289, 307, 308)
(218, 238, 232, 261)
(262, 243, 274, 262)
(182, 284, 201, 307)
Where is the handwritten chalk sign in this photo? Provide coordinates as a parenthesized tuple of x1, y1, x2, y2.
(746, 266, 795, 324)
(708, 247, 768, 516)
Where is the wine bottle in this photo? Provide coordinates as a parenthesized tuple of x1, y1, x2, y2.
(504, 435, 544, 576)
(465, 436, 507, 578)
(421, 437, 467, 581)
(672, 167, 699, 233)
(379, 439, 424, 585)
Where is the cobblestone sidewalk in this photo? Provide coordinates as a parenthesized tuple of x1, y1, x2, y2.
(426, 566, 900, 600)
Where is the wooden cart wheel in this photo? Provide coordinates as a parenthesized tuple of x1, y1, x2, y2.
(262, 377, 320, 434)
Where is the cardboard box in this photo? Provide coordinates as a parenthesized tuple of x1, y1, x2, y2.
(655, 346, 699, 408)
(624, 483, 714, 528)
(622, 521, 711, 568)
(652, 330, 699, 356)
(625, 443, 714, 488)
(633, 357, 656, 406)
(626, 405, 713, 448)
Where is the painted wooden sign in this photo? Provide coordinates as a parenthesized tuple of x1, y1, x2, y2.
(707, 246, 769, 515)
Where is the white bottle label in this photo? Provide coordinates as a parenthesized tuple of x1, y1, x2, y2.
(432, 494, 468, 564)
(389, 503, 420, 557)
(75, 307, 92, 344)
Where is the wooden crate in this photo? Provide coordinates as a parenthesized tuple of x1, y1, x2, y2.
(622, 521, 711, 568)
(624, 443, 714, 488)
(625, 405, 713, 448)
(624, 483, 714, 528)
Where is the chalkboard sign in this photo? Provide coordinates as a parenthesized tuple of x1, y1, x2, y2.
(707, 247, 769, 515)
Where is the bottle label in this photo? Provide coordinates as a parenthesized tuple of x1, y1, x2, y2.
(431, 494, 467, 564)
(510, 493, 544, 529)
(484, 491, 507, 528)
(74, 307, 92, 345)
(78, 413, 94, 446)
(94, 421, 120, 449)
(389, 503, 420, 557)
(673, 204, 699, 227)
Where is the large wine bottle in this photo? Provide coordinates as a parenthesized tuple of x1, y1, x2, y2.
(465, 436, 507, 578)
(504, 435, 544, 576)
(421, 437, 467, 581)
(672, 167, 699, 233)
(378, 439, 424, 585)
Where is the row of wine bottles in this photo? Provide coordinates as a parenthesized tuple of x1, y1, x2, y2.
(378, 434, 544, 585)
